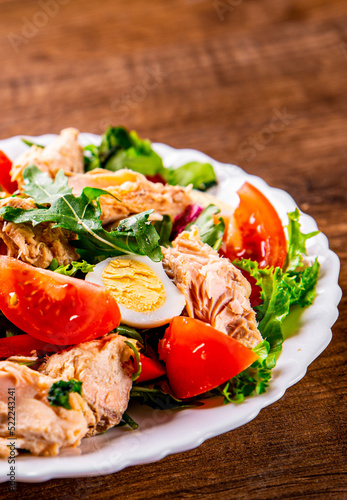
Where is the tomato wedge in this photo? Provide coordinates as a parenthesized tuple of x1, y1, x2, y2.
(0, 256, 120, 345)
(0, 150, 18, 194)
(0, 334, 65, 359)
(220, 182, 287, 269)
(136, 354, 166, 383)
(158, 317, 258, 399)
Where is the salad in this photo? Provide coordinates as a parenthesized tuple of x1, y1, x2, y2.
(0, 127, 320, 457)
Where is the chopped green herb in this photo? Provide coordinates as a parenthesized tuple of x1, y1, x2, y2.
(48, 379, 82, 410)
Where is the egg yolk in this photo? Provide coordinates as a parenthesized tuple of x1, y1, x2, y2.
(101, 259, 166, 313)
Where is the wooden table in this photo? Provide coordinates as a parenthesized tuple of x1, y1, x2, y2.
(0, 0, 346, 497)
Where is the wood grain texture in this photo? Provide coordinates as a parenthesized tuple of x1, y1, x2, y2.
(0, 0, 346, 498)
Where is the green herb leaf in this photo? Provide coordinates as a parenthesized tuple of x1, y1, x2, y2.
(23, 166, 72, 204)
(167, 161, 217, 191)
(185, 204, 225, 250)
(48, 379, 82, 410)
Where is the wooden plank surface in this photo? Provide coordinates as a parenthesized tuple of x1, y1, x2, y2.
(0, 0, 346, 497)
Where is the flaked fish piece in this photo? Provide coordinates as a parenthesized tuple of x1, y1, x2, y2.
(0, 361, 89, 457)
(39, 334, 134, 436)
(0, 197, 79, 268)
(68, 169, 193, 224)
(11, 128, 84, 188)
(162, 227, 262, 349)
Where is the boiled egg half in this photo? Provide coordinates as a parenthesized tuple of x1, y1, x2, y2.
(85, 255, 186, 328)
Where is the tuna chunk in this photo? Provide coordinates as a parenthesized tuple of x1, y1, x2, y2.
(11, 128, 84, 188)
(0, 361, 89, 457)
(162, 227, 262, 349)
(39, 334, 134, 436)
(0, 197, 79, 268)
(68, 169, 193, 224)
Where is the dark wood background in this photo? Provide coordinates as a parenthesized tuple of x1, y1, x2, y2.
(0, 0, 346, 498)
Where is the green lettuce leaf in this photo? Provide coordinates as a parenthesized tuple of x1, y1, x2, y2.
(84, 126, 165, 177)
(212, 341, 272, 403)
(83, 126, 217, 191)
(49, 259, 95, 277)
(215, 211, 320, 403)
(284, 208, 319, 272)
(167, 161, 217, 190)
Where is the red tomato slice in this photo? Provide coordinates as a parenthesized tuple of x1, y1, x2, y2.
(0, 151, 18, 194)
(0, 334, 66, 359)
(0, 256, 120, 345)
(158, 317, 258, 399)
(220, 182, 287, 269)
(136, 353, 166, 383)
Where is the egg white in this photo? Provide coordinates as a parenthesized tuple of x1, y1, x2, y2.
(85, 255, 186, 328)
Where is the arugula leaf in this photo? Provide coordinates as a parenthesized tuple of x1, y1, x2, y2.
(167, 162, 217, 191)
(185, 204, 225, 250)
(48, 379, 82, 410)
(0, 188, 162, 262)
(23, 166, 72, 204)
(153, 215, 173, 246)
(116, 210, 162, 261)
(130, 385, 195, 410)
(284, 209, 319, 272)
(119, 411, 139, 430)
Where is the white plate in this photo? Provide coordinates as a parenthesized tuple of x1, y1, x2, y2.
(0, 134, 342, 483)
